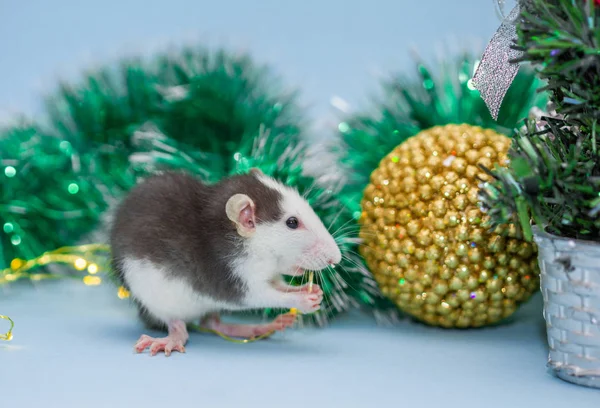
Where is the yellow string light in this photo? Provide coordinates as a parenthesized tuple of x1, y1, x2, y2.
(1, 243, 315, 345)
(0, 243, 111, 340)
(74, 258, 87, 271)
(0, 314, 14, 341)
(83, 275, 102, 286)
(117, 286, 130, 299)
(0, 243, 111, 284)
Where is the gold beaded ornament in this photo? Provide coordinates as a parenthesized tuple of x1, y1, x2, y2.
(359, 124, 539, 328)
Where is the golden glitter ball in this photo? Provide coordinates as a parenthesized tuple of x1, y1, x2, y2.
(359, 124, 539, 328)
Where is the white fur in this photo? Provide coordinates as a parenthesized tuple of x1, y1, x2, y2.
(235, 174, 342, 308)
(255, 174, 341, 269)
(122, 174, 341, 324)
(122, 258, 242, 323)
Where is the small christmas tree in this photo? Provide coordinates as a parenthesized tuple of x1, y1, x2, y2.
(480, 0, 600, 242)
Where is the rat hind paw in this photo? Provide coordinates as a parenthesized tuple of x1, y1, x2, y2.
(202, 312, 297, 338)
(134, 334, 186, 356)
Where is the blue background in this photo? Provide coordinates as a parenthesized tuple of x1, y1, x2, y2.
(2, 1, 599, 406)
(2, 0, 506, 128)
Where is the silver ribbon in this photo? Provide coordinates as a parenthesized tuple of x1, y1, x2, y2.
(472, 2, 524, 120)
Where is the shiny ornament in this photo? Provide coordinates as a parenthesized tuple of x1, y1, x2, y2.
(358, 124, 540, 328)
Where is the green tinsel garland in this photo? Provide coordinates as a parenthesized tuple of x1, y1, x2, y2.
(0, 123, 111, 271)
(1, 45, 302, 270)
(1, 44, 389, 326)
(46, 47, 302, 173)
(335, 53, 549, 214)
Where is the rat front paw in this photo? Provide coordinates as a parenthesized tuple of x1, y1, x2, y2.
(300, 283, 322, 294)
(293, 291, 323, 314)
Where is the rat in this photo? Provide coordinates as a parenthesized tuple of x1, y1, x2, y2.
(109, 168, 342, 356)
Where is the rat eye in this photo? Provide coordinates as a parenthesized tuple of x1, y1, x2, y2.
(286, 217, 299, 229)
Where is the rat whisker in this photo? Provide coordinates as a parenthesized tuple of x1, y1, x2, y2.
(339, 258, 382, 296)
(332, 226, 366, 241)
(329, 216, 357, 238)
(330, 216, 355, 234)
(300, 271, 307, 290)
(332, 222, 361, 233)
(341, 251, 371, 274)
(339, 255, 370, 283)
(334, 225, 371, 237)
(321, 275, 348, 319)
(302, 181, 318, 201)
(333, 228, 363, 241)
(326, 207, 347, 232)
(353, 239, 379, 250)
(317, 200, 341, 211)
(336, 237, 364, 247)
(315, 270, 334, 325)
(342, 248, 365, 258)
(331, 268, 360, 296)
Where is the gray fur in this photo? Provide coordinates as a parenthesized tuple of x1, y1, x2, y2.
(110, 170, 284, 313)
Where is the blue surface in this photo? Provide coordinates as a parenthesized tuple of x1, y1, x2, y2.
(1, 280, 598, 407)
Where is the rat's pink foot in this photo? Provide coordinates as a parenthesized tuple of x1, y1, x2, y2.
(203, 312, 297, 338)
(134, 335, 186, 356)
(134, 320, 189, 356)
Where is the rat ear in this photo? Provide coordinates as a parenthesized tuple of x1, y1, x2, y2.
(226, 194, 256, 237)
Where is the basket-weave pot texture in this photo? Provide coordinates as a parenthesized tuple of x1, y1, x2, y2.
(534, 226, 600, 389)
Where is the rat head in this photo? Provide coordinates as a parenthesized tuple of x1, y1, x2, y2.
(225, 169, 342, 275)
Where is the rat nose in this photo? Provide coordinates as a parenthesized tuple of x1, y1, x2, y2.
(328, 251, 342, 266)
(328, 244, 342, 266)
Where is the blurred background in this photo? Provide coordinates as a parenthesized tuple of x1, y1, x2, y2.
(0, 0, 506, 133)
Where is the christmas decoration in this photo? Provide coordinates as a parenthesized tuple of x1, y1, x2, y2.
(471, 3, 523, 120)
(480, 0, 600, 242)
(336, 54, 547, 326)
(359, 124, 539, 328)
(45, 47, 303, 177)
(0, 314, 14, 341)
(335, 54, 547, 215)
(1, 44, 390, 330)
(0, 124, 112, 272)
(1, 46, 302, 274)
(478, 0, 600, 387)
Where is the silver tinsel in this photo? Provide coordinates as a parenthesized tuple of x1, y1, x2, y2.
(472, 2, 524, 119)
